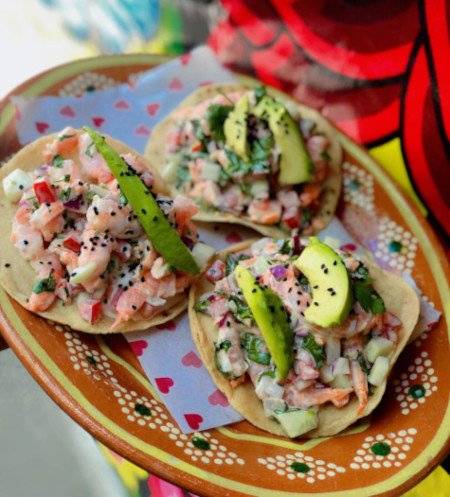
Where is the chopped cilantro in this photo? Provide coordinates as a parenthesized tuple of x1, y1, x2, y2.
(52, 155, 65, 168)
(353, 281, 385, 314)
(300, 333, 325, 368)
(254, 85, 267, 104)
(194, 298, 211, 313)
(241, 333, 271, 365)
(32, 276, 56, 294)
(205, 104, 233, 142)
(176, 164, 191, 189)
(225, 253, 251, 276)
(357, 350, 370, 374)
(60, 187, 72, 202)
(228, 295, 254, 324)
(217, 340, 232, 352)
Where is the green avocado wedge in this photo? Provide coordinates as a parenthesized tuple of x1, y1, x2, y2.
(84, 127, 199, 275)
(294, 237, 352, 327)
(253, 95, 313, 185)
(234, 265, 294, 380)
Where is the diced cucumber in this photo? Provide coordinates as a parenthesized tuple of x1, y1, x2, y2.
(330, 374, 352, 389)
(325, 337, 341, 365)
(70, 262, 97, 284)
(254, 256, 270, 275)
(274, 409, 318, 438)
(160, 159, 179, 183)
(192, 242, 215, 269)
(2, 169, 33, 202)
(215, 349, 233, 376)
(263, 398, 286, 417)
(368, 356, 389, 387)
(365, 337, 394, 364)
(200, 162, 222, 182)
(333, 357, 350, 375)
(88, 184, 109, 198)
(319, 364, 335, 383)
(250, 180, 269, 200)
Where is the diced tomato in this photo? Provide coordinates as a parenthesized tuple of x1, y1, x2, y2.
(78, 299, 102, 324)
(282, 207, 300, 230)
(191, 142, 202, 153)
(33, 178, 56, 205)
(206, 260, 226, 282)
(62, 236, 81, 253)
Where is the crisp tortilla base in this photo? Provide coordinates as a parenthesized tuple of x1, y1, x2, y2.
(0, 133, 188, 334)
(189, 242, 420, 438)
(145, 83, 343, 238)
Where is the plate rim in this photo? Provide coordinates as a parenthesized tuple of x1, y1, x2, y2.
(0, 53, 449, 497)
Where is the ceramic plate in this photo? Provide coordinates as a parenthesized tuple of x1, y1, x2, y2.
(0, 55, 449, 497)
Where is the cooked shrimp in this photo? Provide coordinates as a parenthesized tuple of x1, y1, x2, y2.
(26, 253, 64, 312)
(11, 217, 44, 260)
(299, 183, 322, 207)
(350, 360, 368, 415)
(188, 180, 221, 207)
(85, 195, 143, 238)
(43, 127, 79, 163)
(285, 385, 352, 409)
(76, 229, 115, 291)
(46, 158, 85, 185)
(111, 286, 148, 328)
(248, 199, 282, 224)
(78, 132, 114, 184)
(29, 201, 65, 242)
(168, 195, 199, 237)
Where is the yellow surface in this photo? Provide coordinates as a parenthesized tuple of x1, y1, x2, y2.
(369, 138, 427, 216)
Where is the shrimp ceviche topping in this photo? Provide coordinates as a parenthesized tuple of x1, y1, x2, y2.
(159, 86, 334, 233)
(195, 237, 403, 437)
(5, 127, 203, 330)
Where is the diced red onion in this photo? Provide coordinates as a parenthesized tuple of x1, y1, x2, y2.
(181, 235, 194, 250)
(269, 265, 286, 279)
(111, 288, 124, 307)
(63, 195, 82, 211)
(384, 312, 401, 327)
(218, 311, 232, 328)
(387, 330, 397, 342)
(292, 235, 302, 255)
(36, 165, 48, 175)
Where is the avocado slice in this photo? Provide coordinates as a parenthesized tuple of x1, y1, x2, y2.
(84, 127, 199, 275)
(274, 409, 318, 438)
(234, 265, 294, 380)
(294, 237, 352, 327)
(223, 95, 250, 159)
(253, 95, 313, 185)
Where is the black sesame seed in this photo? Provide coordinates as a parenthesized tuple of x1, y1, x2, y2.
(324, 268, 329, 274)
(131, 305, 137, 310)
(313, 285, 318, 289)
(141, 209, 147, 215)
(140, 277, 145, 283)
(23, 240, 29, 245)
(93, 207, 99, 215)
(4, 263, 10, 268)
(111, 211, 116, 216)
(320, 264, 325, 269)
(333, 260, 337, 266)
(313, 302, 319, 306)
(19, 185, 24, 190)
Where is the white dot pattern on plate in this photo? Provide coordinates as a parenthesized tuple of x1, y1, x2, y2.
(61, 327, 113, 381)
(350, 429, 417, 470)
(392, 350, 438, 415)
(163, 430, 245, 467)
(374, 217, 417, 273)
(58, 71, 119, 97)
(257, 451, 345, 483)
(343, 162, 375, 212)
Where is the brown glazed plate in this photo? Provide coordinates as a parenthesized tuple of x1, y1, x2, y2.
(0, 55, 449, 497)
